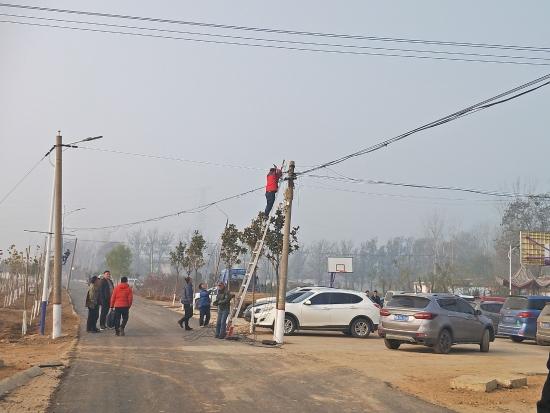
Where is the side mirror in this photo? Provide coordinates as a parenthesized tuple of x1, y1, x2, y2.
(474, 309, 482, 316)
(304, 300, 312, 306)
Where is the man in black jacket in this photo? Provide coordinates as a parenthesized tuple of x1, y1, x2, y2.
(98, 270, 114, 330)
(538, 353, 550, 412)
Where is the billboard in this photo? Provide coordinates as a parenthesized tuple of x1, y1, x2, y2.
(520, 231, 550, 266)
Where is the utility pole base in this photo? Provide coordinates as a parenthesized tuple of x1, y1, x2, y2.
(52, 304, 62, 339)
(39, 300, 48, 335)
(273, 309, 285, 344)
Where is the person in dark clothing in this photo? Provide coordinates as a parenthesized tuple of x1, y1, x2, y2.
(214, 282, 234, 339)
(85, 276, 100, 333)
(538, 353, 550, 412)
(110, 276, 133, 336)
(372, 290, 382, 306)
(264, 165, 282, 217)
(178, 276, 194, 331)
(98, 270, 115, 330)
(198, 283, 211, 327)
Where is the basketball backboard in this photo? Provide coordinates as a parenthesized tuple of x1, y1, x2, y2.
(328, 257, 353, 273)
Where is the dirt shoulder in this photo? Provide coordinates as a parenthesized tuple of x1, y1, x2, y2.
(0, 288, 79, 413)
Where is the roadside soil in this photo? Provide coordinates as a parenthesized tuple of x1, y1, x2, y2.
(0, 288, 79, 413)
(244, 326, 548, 413)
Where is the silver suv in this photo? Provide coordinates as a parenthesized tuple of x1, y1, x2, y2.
(379, 293, 494, 354)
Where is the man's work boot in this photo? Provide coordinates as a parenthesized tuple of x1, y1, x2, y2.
(177, 319, 184, 328)
(115, 329, 120, 336)
(120, 328, 125, 336)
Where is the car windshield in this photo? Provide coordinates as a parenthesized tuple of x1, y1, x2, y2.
(503, 297, 528, 310)
(388, 295, 430, 309)
(289, 291, 315, 303)
(285, 292, 304, 302)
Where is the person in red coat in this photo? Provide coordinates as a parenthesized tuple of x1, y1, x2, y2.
(110, 276, 133, 336)
(264, 165, 282, 217)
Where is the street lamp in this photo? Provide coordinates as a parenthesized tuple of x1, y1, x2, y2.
(508, 245, 519, 296)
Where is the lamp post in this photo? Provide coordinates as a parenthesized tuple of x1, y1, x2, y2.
(508, 245, 518, 296)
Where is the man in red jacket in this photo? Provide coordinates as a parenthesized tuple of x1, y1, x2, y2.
(110, 276, 133, 336)
(264, 165, 282, 217)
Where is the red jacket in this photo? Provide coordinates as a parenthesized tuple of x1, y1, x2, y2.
(110, 282, 133, 308)
(266, 168, 282, 192)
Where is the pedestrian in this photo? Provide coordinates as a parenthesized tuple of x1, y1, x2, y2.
(538, 353, 550, 412)
(98, 270, 115, 330)
(110, 276, 133, 336)
(214, 282, 234, 339)
(264, 165, 282, 217)
(364, 289, 370, 298)
(178, 276, 194, 331)
(85, 276, 100, 333)
(372, 290, 382, 306)
(198, 283, 211, 327)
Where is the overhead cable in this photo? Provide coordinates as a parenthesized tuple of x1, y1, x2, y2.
(1, 19, 549, 66)
(0, 3, 549, 54)
(304, 175, 550, 200)
(0, 155, 47, 207)
(67, 185, 265, 231)
(2, 13, 550, 65)
(297, 73, 550, 176)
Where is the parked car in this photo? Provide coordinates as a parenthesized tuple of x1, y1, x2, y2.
(379, 293, 494, 354)
(253, 288, 380, 338)
(536, 303, 550, 345)
(243, 287, 332, 321)
(497, 295, 550, 342)
(475, 300, 504, 330)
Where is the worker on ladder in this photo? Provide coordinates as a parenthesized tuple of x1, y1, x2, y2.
(264, 164, 282, 217)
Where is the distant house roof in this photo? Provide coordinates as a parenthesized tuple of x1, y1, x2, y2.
(505, 266, 550, 289)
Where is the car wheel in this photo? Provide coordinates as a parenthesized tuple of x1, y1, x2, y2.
(350, 318, 371, 338)
(384, 339, 401, 350)
(433, 329, 452, 354)
(511, 336, 525, 343)
(480, 329, 490, 352)
(284, 315, 297, 335)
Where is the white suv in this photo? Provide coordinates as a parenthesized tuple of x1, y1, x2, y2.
(254, 288, 380, 338)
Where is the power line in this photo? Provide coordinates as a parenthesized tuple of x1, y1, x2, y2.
(297, 73, 550, 176)
(3, 13, 550, 65)
(304, 174, 550, 200)
(2, 19, 550, 66)
(67, 185, 265, 231)
(75, 146, 265, 171)
(0, 154, 47, 207)
(1, 2, 549, 54)
(300, 183, 507, 203)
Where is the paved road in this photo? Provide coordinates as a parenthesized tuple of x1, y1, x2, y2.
(49, 282, 453, 413)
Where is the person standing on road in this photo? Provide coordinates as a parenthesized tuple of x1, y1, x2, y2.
(214, 282, 234, 339)
(264, 165, 282, 217)
(538, 353, 550, 412)
(372, 290, 382, 306)
(98, 270, 115, 330)
(178, 276, 194, 331)
(85, 276, 101, 333)
(364, 290, 371, 299)
(198, 283, 211, 327)
(110, 276, 133, 336)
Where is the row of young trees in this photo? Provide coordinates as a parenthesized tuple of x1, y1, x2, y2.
(86, 193, 550, 298)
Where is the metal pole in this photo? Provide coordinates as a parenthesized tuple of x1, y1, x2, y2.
(52, 132, 63, 339)
(273, 161, 295, 345)
(66, 238, 77, 292)
(22, 246, 29, 335)
(508, 244, 512, 295)
(39, 167, 56, 335)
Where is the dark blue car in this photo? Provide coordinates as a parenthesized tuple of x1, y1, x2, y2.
(498, 295, 550, 342)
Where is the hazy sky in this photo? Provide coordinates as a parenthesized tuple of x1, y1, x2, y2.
(1, 1, 549, 254)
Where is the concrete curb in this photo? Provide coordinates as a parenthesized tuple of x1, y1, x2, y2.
(0, 366, 44, 399)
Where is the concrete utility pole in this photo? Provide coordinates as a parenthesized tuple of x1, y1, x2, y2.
(40, 164, 56, 335)
(273, 161, 295, 345)
(52, 132, 63, 339)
